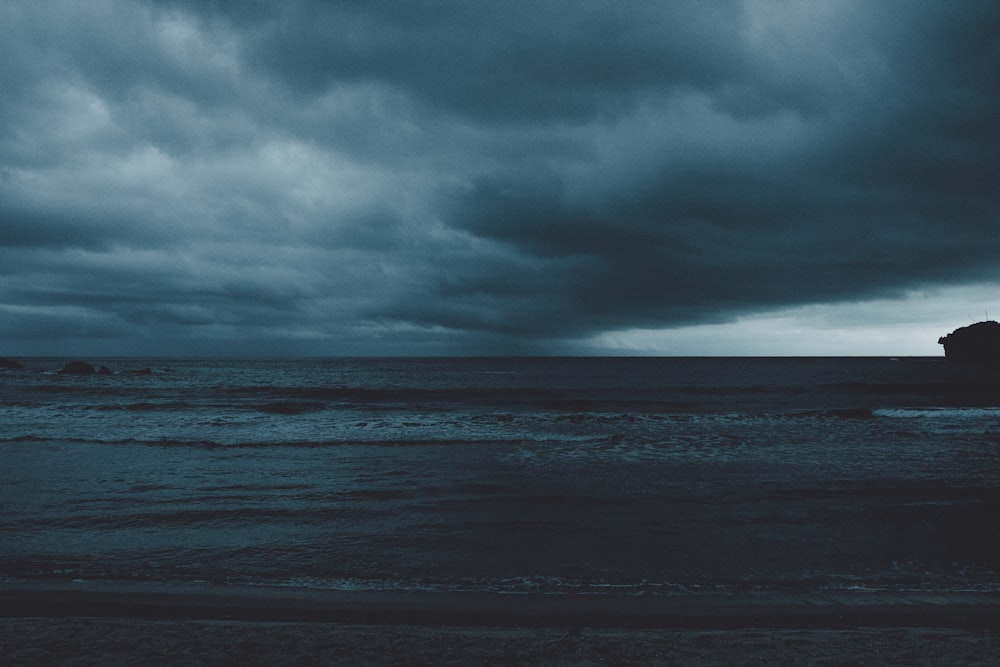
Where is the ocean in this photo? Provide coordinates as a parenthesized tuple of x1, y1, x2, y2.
(2, 357, 999, 604)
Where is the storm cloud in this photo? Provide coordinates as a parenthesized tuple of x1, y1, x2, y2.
(1, 0, 998, 355)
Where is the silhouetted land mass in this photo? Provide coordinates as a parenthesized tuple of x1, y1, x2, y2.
(56, 361, 113, 375)
(51, 361, 152, 375)
(58, 361, 96, 375)
(0, 358, 24, 369)
(938, 321, 1000, 365)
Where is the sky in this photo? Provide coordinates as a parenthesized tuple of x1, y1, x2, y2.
(1, 0, 998, 357)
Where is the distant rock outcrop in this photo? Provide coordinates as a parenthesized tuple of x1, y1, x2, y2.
(938, 321, 1000, 365)
(59, 361, 96, 375)
(0, 358, 24, 369)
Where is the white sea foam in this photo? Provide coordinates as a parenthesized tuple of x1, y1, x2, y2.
(874, 407, 1000, 419)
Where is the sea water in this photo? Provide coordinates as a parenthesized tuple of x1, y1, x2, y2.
(2, 357, 999, 598)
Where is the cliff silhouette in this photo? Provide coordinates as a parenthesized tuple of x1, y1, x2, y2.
(938, 320, 1000, 365)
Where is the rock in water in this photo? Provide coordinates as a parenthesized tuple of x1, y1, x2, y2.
(0, 358, 24, 369)
(59, 361, 96, 375)
(938, 321, 1000, 365)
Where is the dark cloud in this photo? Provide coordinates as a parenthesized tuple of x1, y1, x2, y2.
(235, 1, 748, 121)
(1, 0, 998, 355)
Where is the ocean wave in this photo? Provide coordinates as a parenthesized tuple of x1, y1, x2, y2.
(91, 401, 199, 412)
(873, 407, 1000, 419)
(254, 401, 328, 415)
(12, 506, 383, 530)
(0, 434, 523, 449)
(11, 376, 1000, 418)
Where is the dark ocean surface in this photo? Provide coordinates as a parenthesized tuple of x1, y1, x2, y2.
(2, 357, 999, 601)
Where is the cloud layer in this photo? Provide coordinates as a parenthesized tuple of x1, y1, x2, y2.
(2, 1, 998, 355)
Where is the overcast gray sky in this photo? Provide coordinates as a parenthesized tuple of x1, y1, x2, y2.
(1, 0, 997, 356)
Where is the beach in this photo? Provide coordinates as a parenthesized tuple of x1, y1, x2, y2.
(3, 588, 1000, 665)
(4, 618, 1000, 665)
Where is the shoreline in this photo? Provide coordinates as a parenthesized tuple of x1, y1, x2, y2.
(4, 620, 998, 666)
(4, 585, 1000, 629)
(4, 587, 1000, 664)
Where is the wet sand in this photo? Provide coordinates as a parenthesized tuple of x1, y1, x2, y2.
(4, 618, 1000, 666)
(2, 587, 1000, 665)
